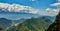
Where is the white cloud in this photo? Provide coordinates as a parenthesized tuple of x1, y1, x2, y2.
(0, 3, 59, 16)
(0, 3, 40, 14)
(58, 0, 60, 1)
(0, 3, 33, 12)
(50, 0, 60, 7)
(50, 3, 60, 6)
(46, 8, 59, 15)
(35, 8, 59, 16)
(49, 0, 60, 15)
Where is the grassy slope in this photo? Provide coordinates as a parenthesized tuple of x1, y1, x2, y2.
(7, 18, 52, 31)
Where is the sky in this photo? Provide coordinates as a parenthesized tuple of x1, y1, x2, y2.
(0, 0, 57, 10)
(0, 0, 59, 20)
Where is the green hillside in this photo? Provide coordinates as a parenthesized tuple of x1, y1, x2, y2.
(7, 18, 53, 31)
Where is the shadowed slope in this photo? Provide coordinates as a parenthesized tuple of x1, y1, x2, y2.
(46, 11, 60, 31)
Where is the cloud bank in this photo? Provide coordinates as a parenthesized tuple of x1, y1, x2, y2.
(48, 0, 60, 16)
(0, 3, 59, 16)
(50, 3, 60, 6)
(0, 3, 34, 12)
(58, 0, 60, 1)
(50, 0, 60, 7)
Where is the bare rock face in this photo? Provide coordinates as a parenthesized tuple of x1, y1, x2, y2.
(46, 11, 60, 31)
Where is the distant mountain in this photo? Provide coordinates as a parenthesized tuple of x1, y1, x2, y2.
(0, 18, 12, 30)
(7, 17, 55, 31)
(0, 10, 41, 20)
(0, 10, 56, 20)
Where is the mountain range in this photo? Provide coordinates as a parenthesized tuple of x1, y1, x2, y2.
(0, 9, 43, 20)
(6, 17, 55, 31)
(0, 15, 55, 31)
(0, 18, 12, 31)
(0, 9, 56, 31)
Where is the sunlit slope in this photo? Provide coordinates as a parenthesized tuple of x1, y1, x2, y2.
(7, 17, 54, 31)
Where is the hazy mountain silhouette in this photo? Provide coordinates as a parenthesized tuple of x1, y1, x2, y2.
(0, 18, 12, 30)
